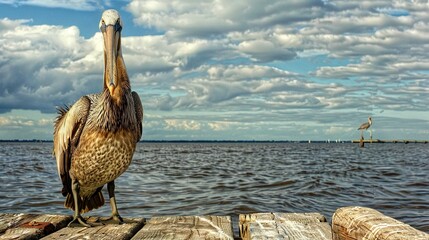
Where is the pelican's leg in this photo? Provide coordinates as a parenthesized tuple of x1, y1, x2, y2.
(107, 181, 124, 224)
(68, 178, 91, 227)
(370, 129, 373, 141)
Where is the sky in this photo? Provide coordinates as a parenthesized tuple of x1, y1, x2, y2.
(0, 0, 428, 141)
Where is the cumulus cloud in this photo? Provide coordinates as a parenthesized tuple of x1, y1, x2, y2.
(126, 0, 328, 37)
(143, 63, 357, 114)
(164, 119, 201, 131)
(237, 39, 296, 62)
(206, 65, 297, 80)
(0, 0, 104, 10)
(208, 121, 231, 131)
(0, 110, 55, 139)
(0, 116, 33, 127)
(0, 18, 103, 113)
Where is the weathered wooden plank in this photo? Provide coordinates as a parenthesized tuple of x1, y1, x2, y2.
(239, 212, 332, 240)
(0, 213, 35, 234)
(41, 217, 145, 240)
(332, 206, 429, 240)
(0, 213, 71, 240)
(132, 215, 234, 240)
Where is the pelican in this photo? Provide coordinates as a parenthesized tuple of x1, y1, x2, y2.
(358, 116, 372, 139)
(53, 9, 143, 227)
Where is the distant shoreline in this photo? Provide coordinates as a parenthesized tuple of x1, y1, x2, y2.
(0, 139, 349, 143)
(1, 139, 428, 143)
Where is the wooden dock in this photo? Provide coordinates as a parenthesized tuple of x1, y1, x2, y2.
(1, 207, 428, 239)
(239, 212, 332, 240)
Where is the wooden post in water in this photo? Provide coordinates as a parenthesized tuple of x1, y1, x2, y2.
(359, 136, 364, 148)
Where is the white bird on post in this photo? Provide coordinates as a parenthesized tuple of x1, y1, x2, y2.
(358, 116, 372, 140)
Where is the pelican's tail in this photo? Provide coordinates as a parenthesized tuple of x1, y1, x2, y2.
(64, 191, 105, 214)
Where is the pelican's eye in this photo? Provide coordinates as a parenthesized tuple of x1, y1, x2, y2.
(115, 19, 122, 32)
(100, 20, 106, 32)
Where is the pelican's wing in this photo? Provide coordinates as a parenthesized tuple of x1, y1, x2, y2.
(358, 122, 369, 130)
(53, 96, 91, 196)
(132, 91, 143, 141)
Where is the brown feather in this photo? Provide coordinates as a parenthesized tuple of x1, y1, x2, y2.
(53, 96, 91, 197)
(64, 189, 104, 213)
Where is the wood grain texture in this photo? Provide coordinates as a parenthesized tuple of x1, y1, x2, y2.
(239, 212, 332, 240)
(132, 215, 234, 240)
(0, 213, 71, 240)
(332, 206, 429, 240)
(40, 216, 145, 240)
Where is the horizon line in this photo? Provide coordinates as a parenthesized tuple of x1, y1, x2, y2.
(1, 139, 428, 143)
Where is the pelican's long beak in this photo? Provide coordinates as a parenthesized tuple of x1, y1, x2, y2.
(103, 25, 119, 95)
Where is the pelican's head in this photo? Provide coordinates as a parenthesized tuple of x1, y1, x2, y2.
(100, 9, 125, 97)
(368, 116, 372, 124)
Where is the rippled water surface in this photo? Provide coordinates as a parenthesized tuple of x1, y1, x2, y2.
(0, 142, 428, 233)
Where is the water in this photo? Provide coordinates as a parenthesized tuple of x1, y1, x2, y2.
(0, 142, 428, 234)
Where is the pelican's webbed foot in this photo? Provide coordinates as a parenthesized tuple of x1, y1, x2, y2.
(68, 178, 101, 227)
(68, 215, 91, 228)
(106, 214, 124, 224)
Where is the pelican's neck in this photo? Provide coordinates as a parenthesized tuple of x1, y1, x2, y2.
(368, 118, 372, 125)
(104, 53, 130, 105)
(115, 52, 130, 89)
